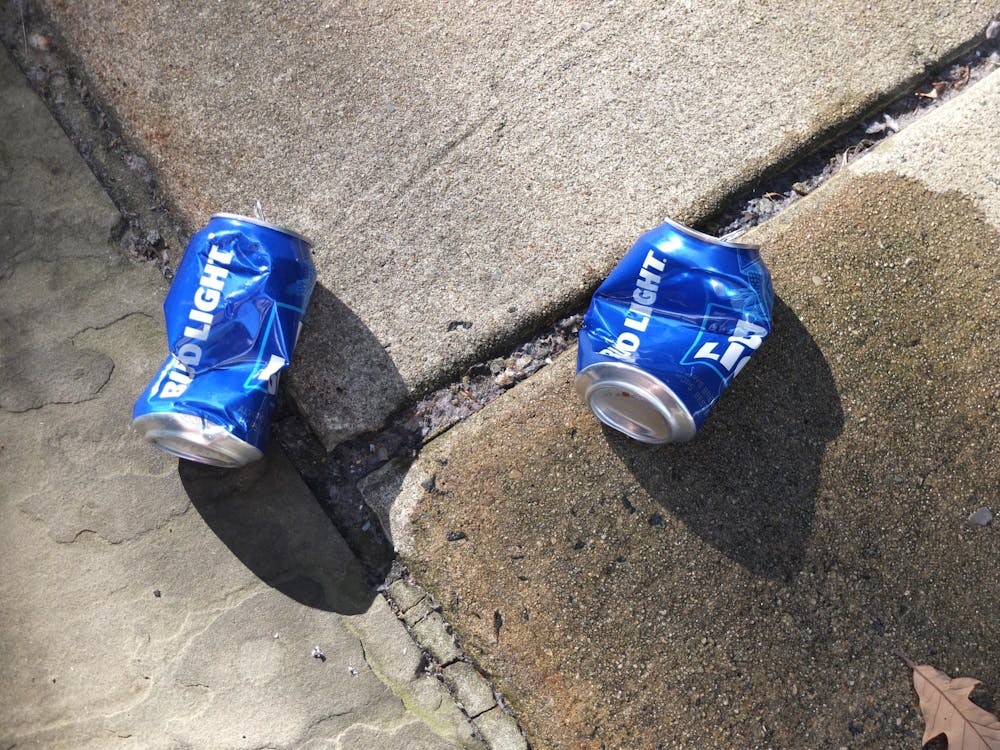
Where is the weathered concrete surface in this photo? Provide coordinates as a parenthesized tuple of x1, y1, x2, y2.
(0, 48, 478, 750)
(30, 0, 995, 447)
(363, 70, 1000, 748)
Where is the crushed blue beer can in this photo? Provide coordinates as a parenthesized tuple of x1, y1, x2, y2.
(576, 218, 773, 443)
(132, 213, 316, 467)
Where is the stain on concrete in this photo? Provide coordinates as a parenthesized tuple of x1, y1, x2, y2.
(394, 172, 1000, 749)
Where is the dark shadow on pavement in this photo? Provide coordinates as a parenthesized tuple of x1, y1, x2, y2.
(181, 451, 376, 615)
(288, 283, 412, 450)
(179, 283, 408, 614)
(277, 283, 404, 577)
(608, 296, 843, 581)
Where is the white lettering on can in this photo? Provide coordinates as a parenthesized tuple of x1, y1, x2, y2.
(157, 244, 234, 400)
(692, 319, 768, 376)
(601, 240, 676, 362)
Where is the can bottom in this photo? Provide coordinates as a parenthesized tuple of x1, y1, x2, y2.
(575, 362, 697, 444)
(132, 412, 263, 468)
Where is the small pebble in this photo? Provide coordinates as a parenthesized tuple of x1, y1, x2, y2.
(579, 21, 593, 31)
(153, 589, 162, 598)
(792, 182, 810, 196)
(968, 507, 993, 526)
(28, 32, 50, 51)
(311, 645, 326, 661)
(495, 368, 518, 387)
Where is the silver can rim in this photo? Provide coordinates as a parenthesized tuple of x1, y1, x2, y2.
(133, 411, 264, 468)
(211, 213, 312, 247)
(575, 361, 697, 444)
(661, 216, 758, 251)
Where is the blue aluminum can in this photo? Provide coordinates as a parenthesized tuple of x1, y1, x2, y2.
(576, 218, 773, 443)
(133, 214, 316, 467)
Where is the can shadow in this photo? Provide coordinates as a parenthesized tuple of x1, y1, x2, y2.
(174, 283, 413, 614)
(287, 284, 411, 449)
(179, 447, 377, 616)
(606, 296, 843, 581)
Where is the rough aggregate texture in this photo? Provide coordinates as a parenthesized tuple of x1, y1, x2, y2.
(368, 72, 1000, 749)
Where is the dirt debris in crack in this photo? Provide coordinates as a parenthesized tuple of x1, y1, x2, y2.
(273, 22, 997, 576)
(415, 313, 583, 440)
(272, 313, 582, 579)
(276, 7, 990, 575)
(704, 33, 1000, 239)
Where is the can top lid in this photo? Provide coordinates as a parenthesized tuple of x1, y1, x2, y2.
(575, 362, 697, 444)
(661, 216, 757, 251)
(212, 213, 313, 246)
(132, 411, 263, 468)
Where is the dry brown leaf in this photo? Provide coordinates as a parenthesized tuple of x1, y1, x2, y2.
(953, 65, 971, 91)
(916, 81, 948, 100)
(899, 653, 1000, 750)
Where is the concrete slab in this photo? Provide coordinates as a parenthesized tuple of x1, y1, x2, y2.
(0, 47, 476, 750)
(30, 0, 995, 447)
(363, 71, 1000, 748)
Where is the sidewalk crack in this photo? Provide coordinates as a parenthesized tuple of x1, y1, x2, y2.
(70, 310, 155, 341)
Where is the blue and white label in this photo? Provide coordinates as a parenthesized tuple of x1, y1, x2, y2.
(681, 305, 769, 383)
(133, 215, 316, 453)
(577, 220, 773, 431)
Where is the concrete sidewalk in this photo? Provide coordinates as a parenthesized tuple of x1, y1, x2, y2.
(364, 69, 1000, 749)
(3, 3, 999, 749)
(24, 0, 996, 447)
(0, 47, 484, 750)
